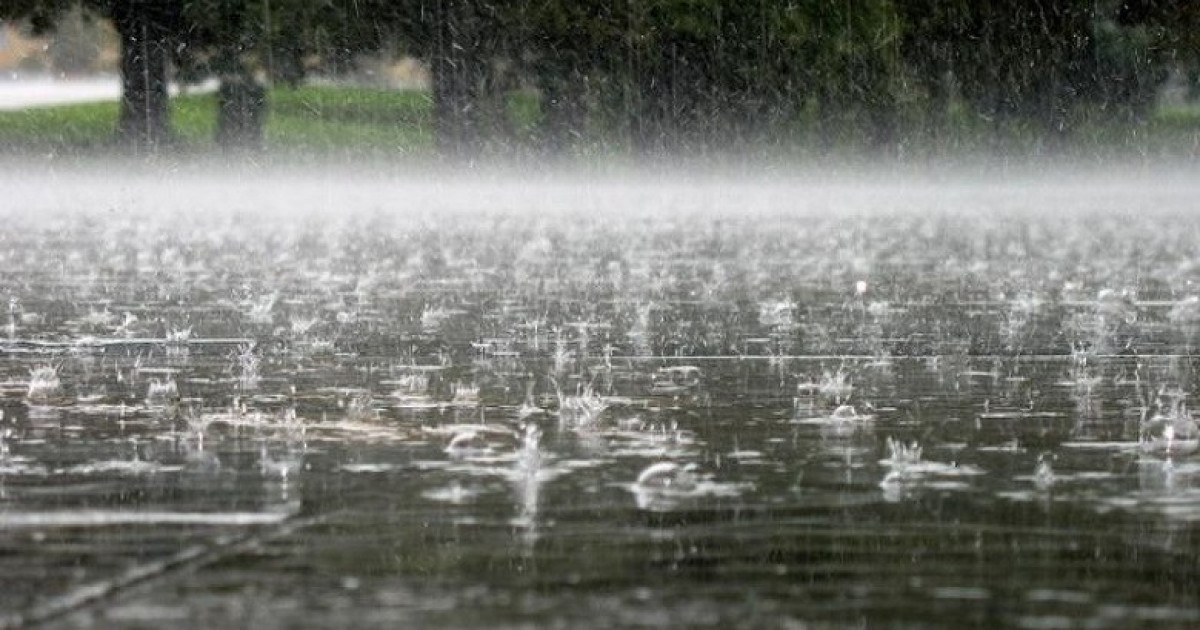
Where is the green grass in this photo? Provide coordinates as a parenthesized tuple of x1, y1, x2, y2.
(0, 84, 442, 158)
(268, 86, 435, 154)
(170, 91, 218, 146)
(1, 82, 1199, 161)
(0, 99, 122, 152)
(271, 84, 432, 127)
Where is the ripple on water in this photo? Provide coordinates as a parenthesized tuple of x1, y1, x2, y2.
(0, 458, 48, 475)
(59, 460, 183, 475)
(6, 193, 1200, 628)
(422, 482, 485, 505)
(626, 462, 754, 512)
(0, 507, 297, 528)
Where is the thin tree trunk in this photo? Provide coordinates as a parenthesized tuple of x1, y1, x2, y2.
(216, 71, 267, 151)
(539, 63, 585, 155)
(111, 2, 174, 150)
(922, 55, 950, 148)
(432, 0, 477, 157)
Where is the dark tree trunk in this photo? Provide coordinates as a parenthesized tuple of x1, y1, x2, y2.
(538, 64, 586, 155)
(110, 2, 176, 150)
(815, 81, 843, 152)
(216, 72, 267, 151)
(271, 44, 305, 88)
(205, 1, 268, 151)
(922, 57, 950, 147)
(432, 0, 478, 157)
(629, 74, 670, 156)
(630, 40, 683, 157)
(862, 59, 897, 152)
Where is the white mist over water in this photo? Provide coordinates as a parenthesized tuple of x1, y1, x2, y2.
(3, 158, 1200, 629)
(2, 161, 1197, 224)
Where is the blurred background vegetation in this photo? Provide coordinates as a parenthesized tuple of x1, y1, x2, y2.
(0, 0, 1198, 161)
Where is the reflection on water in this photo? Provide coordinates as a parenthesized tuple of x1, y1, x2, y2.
(0, 177, 1199, 628)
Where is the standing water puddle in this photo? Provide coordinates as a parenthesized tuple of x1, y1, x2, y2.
(1, 172, 1199, 629)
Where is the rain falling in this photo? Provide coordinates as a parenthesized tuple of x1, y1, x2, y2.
(0, 2, 1199, 629)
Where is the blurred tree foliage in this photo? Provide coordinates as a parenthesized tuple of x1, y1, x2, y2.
(45, 4, 109, 75)
(1, 0, 1198, 156)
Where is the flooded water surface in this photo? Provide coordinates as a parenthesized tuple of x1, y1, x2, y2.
(2, 169, 1199, 629)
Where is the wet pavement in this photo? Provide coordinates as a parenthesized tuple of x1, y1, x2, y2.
(1, 171, 1199, 629)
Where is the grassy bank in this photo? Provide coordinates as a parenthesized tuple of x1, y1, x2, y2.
(1, 83, 1199, 163)
(0, 85, 443, 158)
